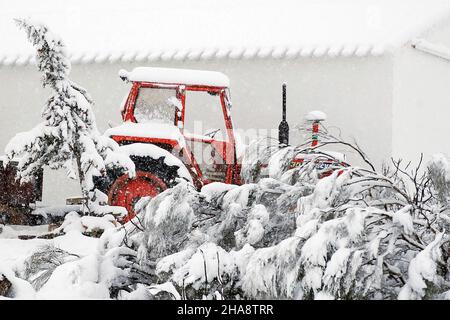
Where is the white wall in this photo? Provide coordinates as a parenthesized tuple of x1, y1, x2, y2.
(0, 55, 393, 205)
(393, 22, 450, 166)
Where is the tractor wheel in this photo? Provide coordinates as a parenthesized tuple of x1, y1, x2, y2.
(95, 155, 182, 223)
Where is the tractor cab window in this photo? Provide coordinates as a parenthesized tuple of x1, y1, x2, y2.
(134, 87, 178, 124)
(183, 90, 227, 141)
(183, 90, 229, 183)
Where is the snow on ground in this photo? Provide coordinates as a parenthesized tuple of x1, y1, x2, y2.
(34, 253, 109, 299)
(0, 224, 50, 239)
(0, 235, 49, 299)
(0, 236, 47, 270)
(0, 226, 99, 266)
(0, 213, 115, 299)
(52, 231, 100, 257)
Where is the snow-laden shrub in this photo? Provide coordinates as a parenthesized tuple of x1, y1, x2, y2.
(428, 154, 450, 208)
(240, 137, 280, 183)
(99, 150, 450, 300)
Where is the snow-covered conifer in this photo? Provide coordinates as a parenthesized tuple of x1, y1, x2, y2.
(4, 19, 134, 206)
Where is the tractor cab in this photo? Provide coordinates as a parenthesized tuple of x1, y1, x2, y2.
(106, 67, 240, 190)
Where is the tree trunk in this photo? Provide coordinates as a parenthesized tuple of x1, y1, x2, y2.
(74, 146, 90, 214)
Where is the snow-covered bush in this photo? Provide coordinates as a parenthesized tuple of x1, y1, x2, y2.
(4, 19, 134, 207)
(241, 137, 281, 183)
(99, 146, 450, 300)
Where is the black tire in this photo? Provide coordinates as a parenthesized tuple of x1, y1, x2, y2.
(93, 154, 182, 196)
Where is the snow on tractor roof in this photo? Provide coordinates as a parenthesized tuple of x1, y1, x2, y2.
(121, 67, 230, 87)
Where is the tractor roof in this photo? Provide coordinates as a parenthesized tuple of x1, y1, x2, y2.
(119, 67, 230, 87)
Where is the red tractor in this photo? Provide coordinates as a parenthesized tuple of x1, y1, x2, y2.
(95, 67, 348, 222)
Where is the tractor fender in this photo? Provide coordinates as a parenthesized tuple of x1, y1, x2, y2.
(119, 143, 193, 184)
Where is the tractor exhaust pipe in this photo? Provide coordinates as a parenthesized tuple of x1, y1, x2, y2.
(278, 83, 289, 145)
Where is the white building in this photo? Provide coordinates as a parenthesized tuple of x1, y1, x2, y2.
(1, 0, 449, 205)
